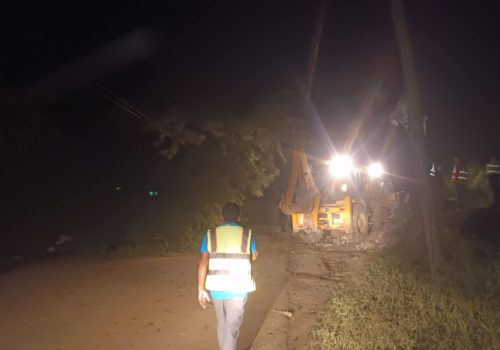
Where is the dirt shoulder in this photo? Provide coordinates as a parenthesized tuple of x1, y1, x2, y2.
(0, 231, 288, 350)
(252, 234, 374, 350)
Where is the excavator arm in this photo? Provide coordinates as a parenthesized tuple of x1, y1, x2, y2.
(279, 131, 321, 233)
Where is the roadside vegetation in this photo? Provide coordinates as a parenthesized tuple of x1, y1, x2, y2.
(85, 101, 295, 258)
(131, 101, 294, 251)
(311, 209, 500, 349)
(2, 96, 296, 262)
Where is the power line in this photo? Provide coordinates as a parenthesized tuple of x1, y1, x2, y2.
(10, 33, 156, 128)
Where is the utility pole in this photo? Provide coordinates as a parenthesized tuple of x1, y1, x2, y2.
(306, 0, 328, 101)
(390, 0, 439, 283)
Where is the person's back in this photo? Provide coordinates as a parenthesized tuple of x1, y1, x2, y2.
(197, 203, 258, 350)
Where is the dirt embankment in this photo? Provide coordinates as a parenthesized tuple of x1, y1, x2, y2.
(252, 233, 378, 350)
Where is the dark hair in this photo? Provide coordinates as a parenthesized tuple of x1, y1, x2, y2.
(223, 203, 240, 222)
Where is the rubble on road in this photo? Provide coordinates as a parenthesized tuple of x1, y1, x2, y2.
(252, 206, 410, 349)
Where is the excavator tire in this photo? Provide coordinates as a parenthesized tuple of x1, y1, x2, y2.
(353, 203, 369, 235)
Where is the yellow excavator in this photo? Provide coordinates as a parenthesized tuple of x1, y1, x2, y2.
(277, 0, 376, 236)
(278, 130, 389, 236)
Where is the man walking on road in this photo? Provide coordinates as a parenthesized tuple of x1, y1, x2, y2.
(197, 203, 258, 350)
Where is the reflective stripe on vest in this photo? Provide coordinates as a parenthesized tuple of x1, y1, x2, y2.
(486, 163, 500, 175)
(451, 166, 468, 182)
(429, 163, 436, 176)
(205, 225, 256, 293)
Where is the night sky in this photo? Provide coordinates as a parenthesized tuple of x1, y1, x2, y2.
(2, 0, 500, 159)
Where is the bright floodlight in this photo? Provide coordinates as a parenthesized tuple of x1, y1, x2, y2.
(329, 155, 354, 178)
(367, 162, 384, 178)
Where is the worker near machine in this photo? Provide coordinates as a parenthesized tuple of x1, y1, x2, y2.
(451, 156, 468, 210)
(429, 160, 445, 211)
(486, 155, 500, 206)
(197, 203, 258, 350)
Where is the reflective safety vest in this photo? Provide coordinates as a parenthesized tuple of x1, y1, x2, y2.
(486, 162, 500, 175)
(205, 225, 256, 293)
(429, 163, 436, 177)
(451, 165, 468, 184)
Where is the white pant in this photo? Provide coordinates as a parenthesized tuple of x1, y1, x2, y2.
(212, 297, 247, 350)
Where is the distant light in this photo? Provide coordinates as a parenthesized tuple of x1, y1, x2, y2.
(367, 163, 384, 178)
(329, 155, 354, 178)
(115, 186, 122, 191)
(148, 190, 159, 197)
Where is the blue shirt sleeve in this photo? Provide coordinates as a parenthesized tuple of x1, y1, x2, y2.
(250, 236, 257, 253)
(200, 234, 208, 253)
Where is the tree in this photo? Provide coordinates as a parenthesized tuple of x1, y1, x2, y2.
(150, 101, 297, 249)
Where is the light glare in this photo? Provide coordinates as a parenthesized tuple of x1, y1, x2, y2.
(329, 155, 354, 178)
(367, 162, 384, 178)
